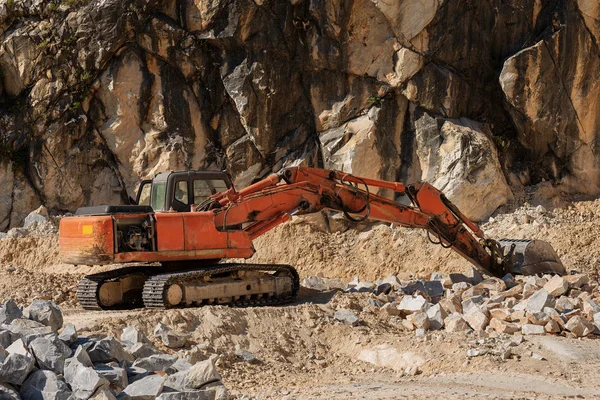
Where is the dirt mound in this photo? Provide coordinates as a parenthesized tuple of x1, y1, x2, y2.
(249, 221, 470, 281)
(249, 198, 600, 281)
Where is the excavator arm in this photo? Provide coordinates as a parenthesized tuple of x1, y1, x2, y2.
(201, 167, 564, 278)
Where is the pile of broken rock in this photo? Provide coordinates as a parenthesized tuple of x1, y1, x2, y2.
(306, 270, 600, 338)
(0, 299, 229, 400)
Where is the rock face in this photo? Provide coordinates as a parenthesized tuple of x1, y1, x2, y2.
(0, 0, 599, 224)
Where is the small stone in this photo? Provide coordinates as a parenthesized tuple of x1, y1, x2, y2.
(367, 298, 383, 308)
(235, 347, 258, 363)
(544, 320, 561, 333)
(426, 304, 447, 330)
(583, 298, 600, 316)
(407, 311, 430, 330)
(565, 315, 595, 337)
(451, 282, 471, 294)
(465, 268, 483, 284)
(521, 324, 545, 335)
(132, 354, 178, 372)
(4, 319, 53, 345)
(448, 273, 470, 284)
(430, 272, 444, 281)
(526, 289, 555, 313)
(555, 296, 575, 313)
(466, 348, 487, 357)
(404, 366, 420, 376)
(380, 303, 400, 316)
(531, 353, 546, 361)
(489, 308, 510, 321)
(157, 391, 214, 400)
(354, 281, 375, 292)
(29, 335, 72, 374)
(564, 274, 589, 289)
(94, 364, 128, 394)
(444, 314, 470, 332)
(543, 276, 569, 297)
(0, 382, 20, 399)
(475, 278, 506, 292)
(439, 294, 462, 314)
(65, 346, 110, 400)
(121, 374, 165, 400)
(461, 296, 484, 314)
(129, 343, 158, 359)
(153, 323, 187, 349)
(347, 277, 360, 288)
(522, 283, 538, 299)
(169, 358, 193, 374)
(489, 318, 520, 334)
(464, 307, 489, 331)
(6, 339, 29, 356)
(25, 300, 63, 332)
(181, 359, 222, 390)
(333, 309, 360, 326)
(0, 353, 36, 385)
(121, 327, 149, 347)
(402, 281, 444, 302)
(20, 370, 71, 400)
(58, 323, 78, 346)
(528, 312, 551, 326)
(23, 206, 49, 228)
(0, 299, 22, 325)
(88, 337, 134, 363)
(124, 366, 149, 385)
(501, 274, 517, 289)
(397, 295, 430, 314)
(379, 275, 402, 290)
(301, 276, 327, 291)
(90, 387, 117, 400)
(6, 228, 27, 239)
(0, 330, 11, 349)
(374, 283, 392, 296)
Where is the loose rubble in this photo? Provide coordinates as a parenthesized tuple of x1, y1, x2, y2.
(0, 300, 230, 400)
(305, 270, 600, 340)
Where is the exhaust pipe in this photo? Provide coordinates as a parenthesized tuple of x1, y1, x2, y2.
(499, 239, 566, 276)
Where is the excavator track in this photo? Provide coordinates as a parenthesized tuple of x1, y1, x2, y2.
(142, 263, 299, 309)
(77, 266, 158, 310)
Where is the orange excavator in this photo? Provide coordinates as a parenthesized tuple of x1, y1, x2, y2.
(59, 167, 565, 310)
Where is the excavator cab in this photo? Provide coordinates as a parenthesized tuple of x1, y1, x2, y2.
(134, 171, 232, 212)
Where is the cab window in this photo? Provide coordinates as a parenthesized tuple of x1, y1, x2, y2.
(137, 182, 151, 206)
(193, 180, 212, 204)
(193, 179, 229, 204)
(175, 181, 189, 205)
(151, 182, 166, 210)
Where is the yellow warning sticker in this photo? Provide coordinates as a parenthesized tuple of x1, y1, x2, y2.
(82, 225, 93, 235)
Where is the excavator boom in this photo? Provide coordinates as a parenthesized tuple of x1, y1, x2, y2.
(59, 167, 565, 310)
(203, 167, 564, 278)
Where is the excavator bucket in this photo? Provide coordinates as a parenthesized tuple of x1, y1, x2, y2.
(499, 239, 566, 276)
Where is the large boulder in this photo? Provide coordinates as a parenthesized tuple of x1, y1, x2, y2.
(413, 113, 513, 221)
(500, 4, 600, 194)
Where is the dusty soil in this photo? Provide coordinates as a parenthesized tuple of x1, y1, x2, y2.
(2, 199, 600, 398)
(60, 292, 600, 399)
